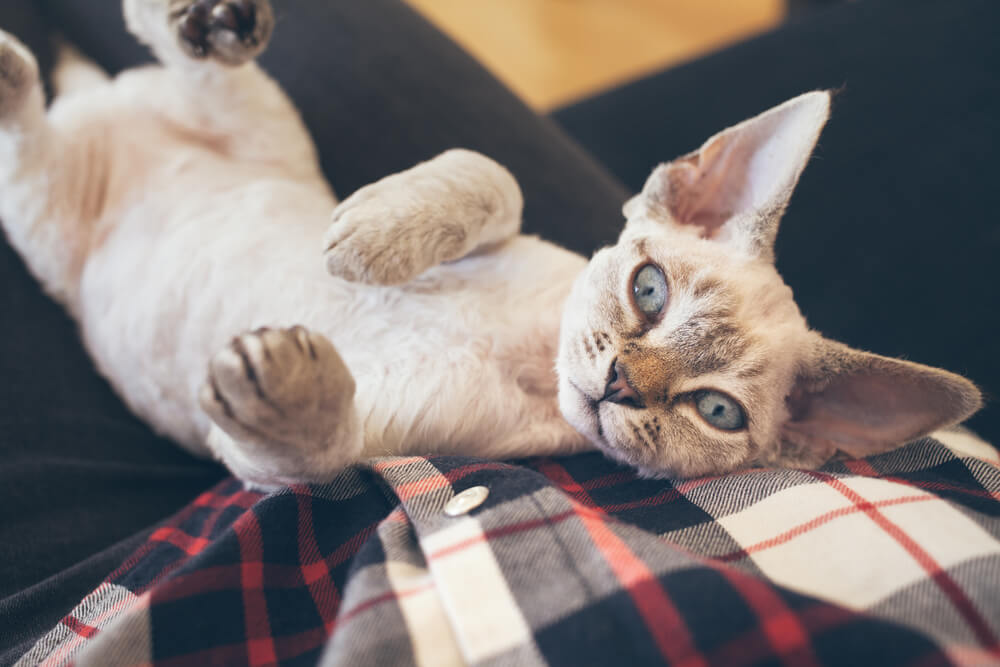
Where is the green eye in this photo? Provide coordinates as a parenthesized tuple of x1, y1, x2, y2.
(694, 391, 746, 431)
(632, 264, 668, 318)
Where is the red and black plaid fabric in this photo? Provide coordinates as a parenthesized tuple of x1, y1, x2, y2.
(18, 429, 1000, 666)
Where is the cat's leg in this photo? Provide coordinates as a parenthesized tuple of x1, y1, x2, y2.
(324, 149, 524, 285)
(51, 40, 111, 97)
(199, 326, 363, 486)
(124, 0, 274, 68)
(0, 31, 92, 303)
(0, 32, 43, 137)
(122, 0, 322, 179)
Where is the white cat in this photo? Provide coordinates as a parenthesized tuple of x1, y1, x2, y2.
(0, 0, 981, 487)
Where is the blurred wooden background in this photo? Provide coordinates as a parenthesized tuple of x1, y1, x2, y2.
(403, 0, 785, 110)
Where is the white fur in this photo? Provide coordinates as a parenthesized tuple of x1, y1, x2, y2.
(0, 7, 590, 486)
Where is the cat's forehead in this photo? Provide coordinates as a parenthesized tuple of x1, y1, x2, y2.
(594, 230, 807, 387)
(621, 231, 799, 317)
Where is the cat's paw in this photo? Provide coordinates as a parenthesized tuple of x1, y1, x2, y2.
(0, 31, 40, 117)
(323, 150, 522, 286)
(199, 326, 357, 455)
(323, 178, 472, 286)
(173, 0, 274, 65)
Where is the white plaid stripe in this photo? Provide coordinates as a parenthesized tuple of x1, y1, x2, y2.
(74, 597, 152, 667)
(385, 560, 464, 666)
(933, 428, 1000, 466)
(17, 583, 143, 667)
(321, 514, 423, 667)
(711, 469, 1000, 606)
(421, 515, 544, 665)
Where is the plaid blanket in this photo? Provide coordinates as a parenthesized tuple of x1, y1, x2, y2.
(17, 429, 1000, 666)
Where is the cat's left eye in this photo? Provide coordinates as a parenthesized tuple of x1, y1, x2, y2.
(694, 390, 746, 431)
(631, 264, 668, 319)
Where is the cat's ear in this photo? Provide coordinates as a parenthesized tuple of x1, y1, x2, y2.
(778, 336, 982, 464)
(625, 91, 831, 261)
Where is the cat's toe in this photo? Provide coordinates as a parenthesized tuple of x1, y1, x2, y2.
(324, 206, 438, 286)
(175, 0, 274, 65)
(199, 366, 239, 426)
(0, 31, 39, 117)
(202, 332, 283, 426)
(200, 325, 355, 442)
(324, 229, 414, 287)
(200, 325, 360, 483)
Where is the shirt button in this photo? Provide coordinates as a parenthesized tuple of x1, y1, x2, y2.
(444, 486, 490, 517)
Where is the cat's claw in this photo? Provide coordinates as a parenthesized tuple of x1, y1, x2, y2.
(0, 31, 39, 117)
(173, 0, 274, 65)
(199, 325, 357, 459)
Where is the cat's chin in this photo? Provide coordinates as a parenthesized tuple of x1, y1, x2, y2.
(591, 433, 649, 469)
(558, 379, 648, 469)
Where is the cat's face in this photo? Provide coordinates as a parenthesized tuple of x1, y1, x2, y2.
(557, 92, 981, 478)
(558, 222, 811, 477)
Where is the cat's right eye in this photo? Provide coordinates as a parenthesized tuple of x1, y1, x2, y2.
(631, 264, 668, 319)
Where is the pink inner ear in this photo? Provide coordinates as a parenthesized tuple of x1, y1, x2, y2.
(643, 92, 834, 256)
(663, 136, 753, 236)
(785, 370, 975, 459)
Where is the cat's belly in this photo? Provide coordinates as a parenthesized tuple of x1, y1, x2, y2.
(77, 188, 586, 459)
(335, 238, 586, 458)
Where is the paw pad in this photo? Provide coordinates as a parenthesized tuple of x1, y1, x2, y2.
(176, 0, 271, 63)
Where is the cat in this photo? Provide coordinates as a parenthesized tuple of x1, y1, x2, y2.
(0, 0, 981, 487)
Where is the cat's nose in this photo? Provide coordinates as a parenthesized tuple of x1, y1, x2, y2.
(602, 359, 643, 408)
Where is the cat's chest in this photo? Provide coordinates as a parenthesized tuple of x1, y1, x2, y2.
(341, 240, 582, 455)
(331, 238, 583, 399)
(401, 236, 582, 342)
(343, 237, 581, 352)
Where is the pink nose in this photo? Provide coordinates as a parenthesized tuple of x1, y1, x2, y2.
(602, 360, 643, 408)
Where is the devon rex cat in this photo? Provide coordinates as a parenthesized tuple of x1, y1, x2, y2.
(0, 0, 981, 487)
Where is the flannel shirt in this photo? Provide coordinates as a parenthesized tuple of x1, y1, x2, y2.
(17, 429, 1000, 666)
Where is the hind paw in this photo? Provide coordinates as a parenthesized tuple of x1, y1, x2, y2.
(200, 326, 362, 484)
(0, 31, 39, 117)
(173, 0, 274, 65)
(200, 326, 356, 449)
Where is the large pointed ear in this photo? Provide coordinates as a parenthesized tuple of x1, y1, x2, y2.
(780, 336, 983, 463)
(625, 91, 831, 261)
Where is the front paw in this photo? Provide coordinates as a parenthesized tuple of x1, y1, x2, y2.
(173, 0, 274, 65)
(199, 326, 355, 450)
(0, 31, 39, 117)
(324, 178, 471, 286)
(323, 150, 522, 286)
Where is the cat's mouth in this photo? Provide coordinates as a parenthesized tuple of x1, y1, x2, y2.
(563, 377, 657, 470)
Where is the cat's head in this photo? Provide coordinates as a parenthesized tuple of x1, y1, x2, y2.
(556, 91, 982, 478)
